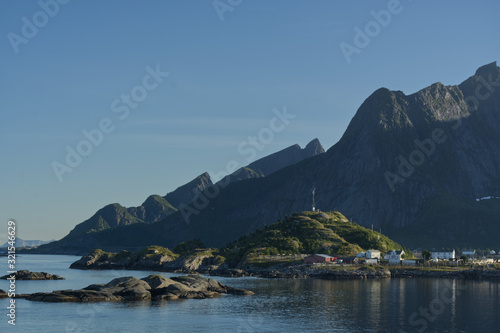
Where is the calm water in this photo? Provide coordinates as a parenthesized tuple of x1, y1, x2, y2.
(0, 255, 498, 332)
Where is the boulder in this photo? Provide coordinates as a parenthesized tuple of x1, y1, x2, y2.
(84, 276, 151, 301)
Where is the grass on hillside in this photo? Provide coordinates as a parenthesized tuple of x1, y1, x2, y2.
(222, 211, 408, 266)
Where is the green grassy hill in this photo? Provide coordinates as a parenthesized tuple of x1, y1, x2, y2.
(222, 211, 408, 265)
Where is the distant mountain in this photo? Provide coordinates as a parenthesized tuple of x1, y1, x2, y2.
(32, 139, 325, 254)
(1, 238, 54, 248)
(29, 62, 500, 254)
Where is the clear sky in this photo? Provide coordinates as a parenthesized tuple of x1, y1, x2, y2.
(1, 0, 499, 241)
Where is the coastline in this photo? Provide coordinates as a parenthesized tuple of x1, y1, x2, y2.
(70, 263, 500, 280)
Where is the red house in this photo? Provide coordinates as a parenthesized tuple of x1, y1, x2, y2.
(304, 254, 337, 264)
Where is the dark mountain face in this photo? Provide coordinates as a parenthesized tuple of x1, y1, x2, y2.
(32, 63, 500, 254)
(178, 62, 500, 248)
(164, 172, 213, 208)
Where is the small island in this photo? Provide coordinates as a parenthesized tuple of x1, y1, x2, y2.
(13, 275, 252, 302)
(1, 275, 252, 302)
(0, 270, 65, 280)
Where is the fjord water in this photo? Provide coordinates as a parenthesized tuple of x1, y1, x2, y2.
(0, 255, 498, 332)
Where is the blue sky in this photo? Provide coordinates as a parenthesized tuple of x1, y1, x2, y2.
(1, 0, 499, 241)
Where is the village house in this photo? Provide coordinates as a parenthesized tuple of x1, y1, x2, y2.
(303, 254, 336, 264)
(431, 249, 455, 260)
(384, 250, 405, 265)
(402, 260, 416, 266)
(340, 257, 359, 264)
(462, 249, 476, 258)
(365, 249, 381, 260)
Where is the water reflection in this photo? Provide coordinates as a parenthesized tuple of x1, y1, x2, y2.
(1, 256, 499, 332)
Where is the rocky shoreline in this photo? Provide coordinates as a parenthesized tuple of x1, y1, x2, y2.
(205, 266, 500, 280)
(69, 248, 500, 281)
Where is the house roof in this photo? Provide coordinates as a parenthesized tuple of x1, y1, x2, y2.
(311, 254, 333, 258)
(431, 249, 455, 253)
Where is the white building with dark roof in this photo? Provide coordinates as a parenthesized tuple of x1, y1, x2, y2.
(431, 249, 455, 260)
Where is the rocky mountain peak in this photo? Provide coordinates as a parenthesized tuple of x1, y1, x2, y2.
(164, 173, 213, 207)
(475, 61, 498, 77)
(305, 138, 325, 155)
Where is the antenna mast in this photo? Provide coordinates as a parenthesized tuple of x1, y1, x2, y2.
(312, 186, 316, 212)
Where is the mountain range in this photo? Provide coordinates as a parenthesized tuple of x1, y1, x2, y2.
(31, 62, 500, 255)
(1, 238, 54, 249)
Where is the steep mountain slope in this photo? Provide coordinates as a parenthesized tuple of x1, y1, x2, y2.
(217, 139, 324, 185)
(163, 172, 213, 208)
(66, 203, 143, 238)
(154, 62, 500, 249)
(127, 195, 177, 224)
(32, 140, 325, 254)
(64, 173, 212, 239)
(31, 62, 500, 254)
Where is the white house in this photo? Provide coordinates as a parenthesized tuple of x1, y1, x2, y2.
(490, 250, 496, 255)
(384, 250, 405, 260)
(403, 260, 416, 266)
(384, 250, 405, 265)
(431, 249, 455, 260)
(462, 250, 475, 258)
(365, 250, 381, 260)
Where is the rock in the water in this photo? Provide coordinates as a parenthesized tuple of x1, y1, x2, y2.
(84, 276, 152, 301)
(24, 275, 253, 303)
(0, 270, 65, 280)
(0, 289, 8, 299)
(70, 247, 226, 273)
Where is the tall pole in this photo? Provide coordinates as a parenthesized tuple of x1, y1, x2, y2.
(312, 186, 316, 212)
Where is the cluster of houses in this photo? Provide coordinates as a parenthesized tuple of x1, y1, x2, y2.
(303, 249, 415, 266)
(431, 249, 499, 264)
(304, 248, 500, 266)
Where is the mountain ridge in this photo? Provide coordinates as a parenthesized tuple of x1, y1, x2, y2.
(29, 62, 500, 254)
(33, 139, 326, 254)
